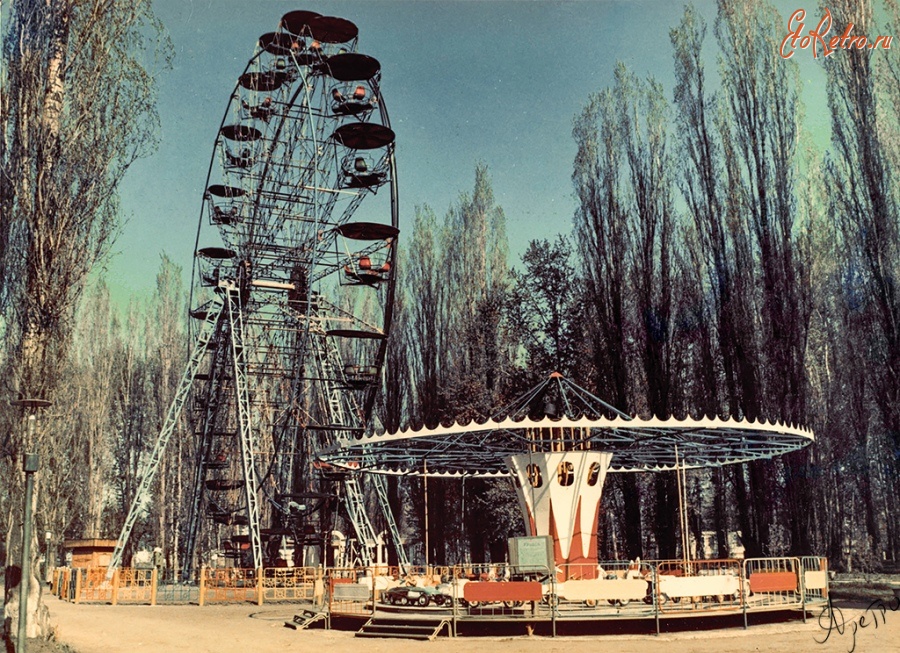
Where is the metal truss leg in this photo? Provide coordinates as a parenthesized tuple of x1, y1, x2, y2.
(341, 476, 379, 566)
(226, 286, 264, 571)
(312, 327, 379, 567)
(370, 471, 410, 569)
(107, 295, 225, 577)
(180, 317, 231, 581)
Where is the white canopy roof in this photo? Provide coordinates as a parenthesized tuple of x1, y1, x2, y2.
(317, 413, 813, 476)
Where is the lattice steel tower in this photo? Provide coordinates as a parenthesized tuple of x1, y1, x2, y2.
(110, 10, 407, 577)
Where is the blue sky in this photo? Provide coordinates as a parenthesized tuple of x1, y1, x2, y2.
(106, 0, 830, 304)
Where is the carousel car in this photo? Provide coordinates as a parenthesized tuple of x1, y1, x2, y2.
(381, 584, 447, 607)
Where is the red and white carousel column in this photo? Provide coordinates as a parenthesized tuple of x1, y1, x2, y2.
(506, 451, 612, 578)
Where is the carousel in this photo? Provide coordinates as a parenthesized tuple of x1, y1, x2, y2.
(316, 373, 829, 636)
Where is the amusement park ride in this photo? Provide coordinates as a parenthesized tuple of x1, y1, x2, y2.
(108, 11, 819, 617)
(319, 372, 815, 576)
(109, 9, 406, 577)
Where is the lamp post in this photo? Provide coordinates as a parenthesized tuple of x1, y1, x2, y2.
(10, 398, 52, 653)
(44, 532, 52, 584)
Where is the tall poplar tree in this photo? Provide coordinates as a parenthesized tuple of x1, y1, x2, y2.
(0, 0, 168, 639)
(715, 0, 810, 556)
(823, 0, 900, 562)
(573, 75, 644, 558)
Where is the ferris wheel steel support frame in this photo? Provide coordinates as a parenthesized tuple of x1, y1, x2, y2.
(226, 284, 264, 570)
(369, 462, 410, 569)
(312, 315, 382, 567)
(107, 295, 226, 578)
(181, 322, 232, 581)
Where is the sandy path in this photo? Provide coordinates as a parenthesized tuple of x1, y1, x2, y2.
(45, 594, 900, 653)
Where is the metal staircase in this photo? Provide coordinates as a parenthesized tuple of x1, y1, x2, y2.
(356, 615, 451, 640)
(285, 608, 328, 631)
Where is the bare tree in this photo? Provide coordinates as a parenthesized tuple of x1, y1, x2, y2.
(507, 236, 581, 379)
(441, 163, 510, 414)
(572, 79, 644, 558)
(573, 63, 685, 558)
(618, 66, 681, 558)
(402, 206, 449, 427)
(713, 0, 811, 556)
(109, 300, 155, 564)
(395, 166, 515, 564)
(145, 256, 188, 579)
(823, 0, 900, 563)
(70, 281, 118, 537)
(671, 5, 738, 416)
(1, 0, 168, 640)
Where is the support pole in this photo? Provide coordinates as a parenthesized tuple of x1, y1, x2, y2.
(198, 567, 206, 607)
(675, 445, 689, 569)
(682, 459, 691, 565)
(18, 448, 38, 653)
(9, 401, 51, 653)
(423, 458, 429, 570)
(107, 296, 224, 577)
(226, 289, 263, 570)
(111, 569, 120, 606)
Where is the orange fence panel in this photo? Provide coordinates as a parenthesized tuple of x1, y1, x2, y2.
(463, 581, 543, 603)
(76, 567, 114, 604)
(261, 566, 322, 603)
(200, 567, 259, 604)
(115, 568, 156, 604)
(743, 557, 802, 609)
(749, 571, 797, 593)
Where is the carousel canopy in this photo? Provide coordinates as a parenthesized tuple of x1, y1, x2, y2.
(317, 374, 814, 477)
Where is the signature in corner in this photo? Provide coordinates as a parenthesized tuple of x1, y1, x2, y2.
(815, 593, 899, 653)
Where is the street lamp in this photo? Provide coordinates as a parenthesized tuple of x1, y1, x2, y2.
(10, 398, 52, 653)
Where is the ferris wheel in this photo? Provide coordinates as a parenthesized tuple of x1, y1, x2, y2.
(110, 10, 406, 576)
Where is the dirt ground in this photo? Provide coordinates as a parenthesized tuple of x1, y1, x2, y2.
(27, 591, 899, 653)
